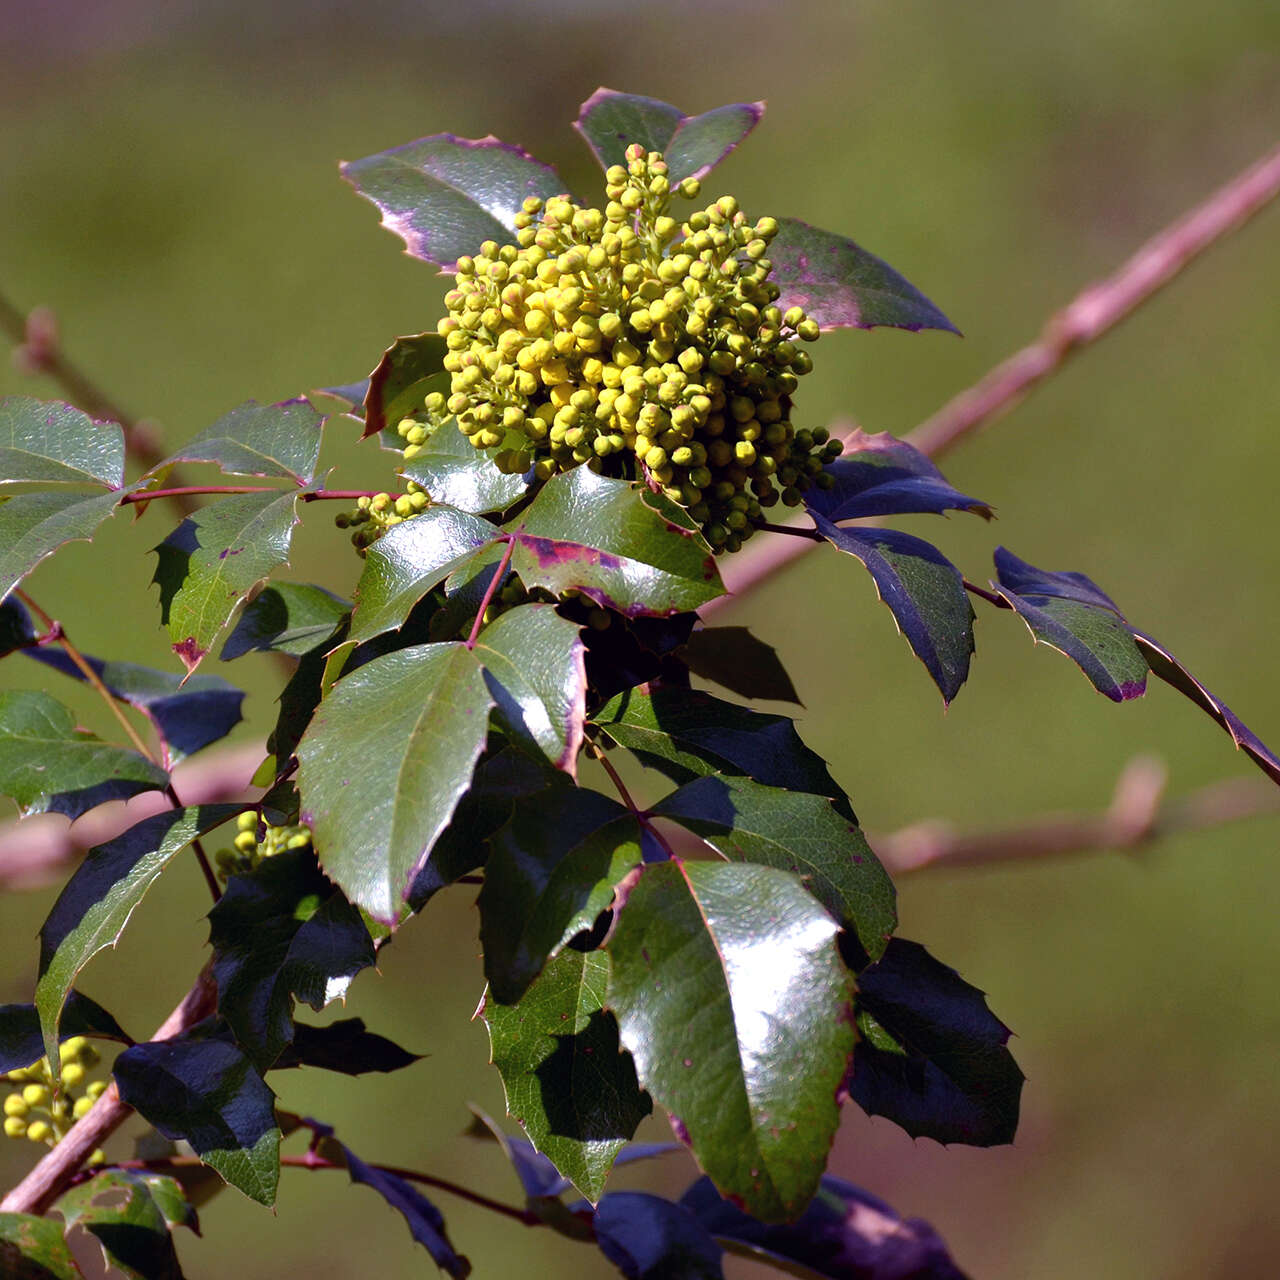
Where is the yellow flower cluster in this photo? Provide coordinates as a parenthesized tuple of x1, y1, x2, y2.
(431, 143, 842, 552)
(334, 481, 430, 553)
(3, 1037, 108, 1163)
(214, 810, 313, 882)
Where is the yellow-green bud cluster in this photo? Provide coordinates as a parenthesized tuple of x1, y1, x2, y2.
(395, 409, 446, 462)
(3, 1038, 108, 1163)
(434, 143, 843, 552)
(334, 482, 430, 552)
(214, 810, 313, 882)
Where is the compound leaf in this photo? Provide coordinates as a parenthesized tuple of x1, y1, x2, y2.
(0, 490, 122, 601)
(769, 218, 958, 334)
(508, 469, 723, 617)
(0, 396, 124, 490)
(114, 1033, 279, 1206)
(483, 949, 651, 1202)
(0, 690, 168, 820)
(401, 421, 529, 514)
(342, 133, 567, 270)
(219, 582, 350, 659)
(679, 626, 799, 704)
(362, 333, 448, 440)
(297, 642, 492, 923)
(593, 1192, 724, 1280)
(35, 805, 239, 1068)
(574, 88, 763, 184)
(606, 861, 854, 1222)
(0, 1212, 84, 1280)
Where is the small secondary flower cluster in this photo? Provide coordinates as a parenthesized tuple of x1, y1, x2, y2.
(3, 1037, 108, 1162)
(334, 482, 431, 553)
(214, 810, 313, 881)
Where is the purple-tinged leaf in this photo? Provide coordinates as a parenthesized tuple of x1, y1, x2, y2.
(1131, 630, 1280, 787)
(0, 396, 124, 490)
(362, 332, 448, 441)
(508, 469, 724, 617)
(309, 381, 368, 414)
(805, 430, 993, 524)
(149, 398, 325, 486)
(0, 489, 122, 602)
(991, 547, 1148, 703)
(219, 582, 350, 659)
(270, 1017, 421, 1076)
(594, 1192, 724, 1280)
(0, 594, 37, 656)
(681, 1173, 969, 1280)
(0, 1211, 85, 1279)
(769, 219, 958, 334)
(0, 991, 131, 1074)
(814, 517, 973, 704)
(339, 1142, 470, 1278)
(607, 861, 854, 1223)
(574, 88, 763, 184)
(341, 133, 567, 270)
(850, 939, 1023, 1147)
(0, 689, 168, 821)
(23, 648, 244, 767)
(474, 604, 587, 774)
(680, 626, 800, 704)
(402, 420, 529, 515)
(468, 1106, 574, 1200)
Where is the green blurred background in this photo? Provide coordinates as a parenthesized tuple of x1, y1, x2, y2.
(2, 2, 1278, 1276)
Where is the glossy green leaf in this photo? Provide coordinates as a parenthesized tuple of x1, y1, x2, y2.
(35, 805, 239, 1068)
(219, 582, 350, 659)
(483, 949, 650, 1202)
(0, 489, 121, 601)
(0, 1212, 84, 1280)
(113, 1033, 280, 1206)
(347, 507, 499, 645)
(0, 396, 124, 490)
(480, 786, 641, 1005)
(652, 774, 895, 964)
(0, 690, 168, 820)
(271, 1018, 421, 1076)
(679, 626, 800, 705)
(401, 421, 528, 514)
(607, 861, 855, 1222)
(55, 1169, 194, 1280)
(361, 333, 448, 440)
(341, 133, 567, 269)
(574, 88, 764, 184)
(152, 490, 300, 675)
(150, 397, 324, 485)
(297, 642, 493, 922)
(0, 990, 131, 1074)
(508, 469, 723, 617)
(473, 604, 586, 773)
(208, 848, 376, 1071)
(768, 218, 958, 333)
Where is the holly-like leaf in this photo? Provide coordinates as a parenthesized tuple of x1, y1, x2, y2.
(652, 774, 895, 965)
(22, 649, 244, 767)
(361, 333, 448, 440)
(681, 1173, 968, 1280)
(814, 517, 973, 704)
(594, 687, 846, 811)
(401, 420, 529, 514)
(0, 1212, 85, 1280)
(849, 939, 1023, 1147)
(270, 1018, 421, 1075)
(347, 507, 499, 645)
(114, 1033, 280, 1206)
(55, 1169, 195, 1280)
(338, 1141, 470, 1278)
(679, 626, 800, 704)
(473, 604, 587, 773)
(0, 396, 124, 490)
(480, 787, 641, 1005)
(508, 469, 723, 617)
(483, 949, 650, 1202)
(574, 88, 763, 185)
(768, 218, 958, 334)
(219, 582, 350, 659)
(593, 1192, 724, 1280)
(0, 594, 37, 656)
(0, 690, 168, 820)
(152, 491, 300, 676)
(297, 642, 493, 922)
(805, 430, 993, 523)
(0, 990, 131, 1074)
(265, 615, 350, 771)
(35, 805, 239, 1068)
(341, 132, 567, 270)
(207, 848, 375, 1072)
(0, 490, 122, 601)
(606, 861, 855, 1222)
(992, 547, 1148, 702)
(149, 398, 324, 485)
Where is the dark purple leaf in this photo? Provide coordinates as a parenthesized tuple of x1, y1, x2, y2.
(0, 991, 131, 1074)
(0, 594, 36, 657)
(769, 219, 958, 334)
(814, 517, 973, 704)
(594, 1192, 724, 1280)
(681, 1173, 968, 1280)
(270, 1018, 421, 1076)
(680, 626, 800, 704)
